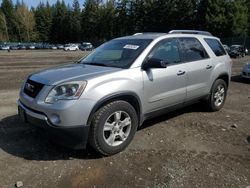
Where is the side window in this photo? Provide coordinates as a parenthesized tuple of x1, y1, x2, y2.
(204, 38, 227, 56)
(178, 37, 209, 62)
(149, 38, 181, 64)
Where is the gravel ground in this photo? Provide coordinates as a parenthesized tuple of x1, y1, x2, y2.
(0, 50, 250, 188)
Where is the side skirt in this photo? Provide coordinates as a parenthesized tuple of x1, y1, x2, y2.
(141, 95, 209, 126)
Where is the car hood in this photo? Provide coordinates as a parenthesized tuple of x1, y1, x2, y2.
(29, 63, 121, 85)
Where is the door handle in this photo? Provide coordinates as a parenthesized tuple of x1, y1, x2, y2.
(177, 70, 186, 76)
(206, 65, 213, 70)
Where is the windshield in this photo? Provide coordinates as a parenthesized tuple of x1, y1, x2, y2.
(231, 46, 241, 50)
(82, 43, 91, 47)
(80, 39, 152, 68)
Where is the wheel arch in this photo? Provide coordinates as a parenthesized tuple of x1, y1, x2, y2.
(87, 92, 142, 126)
(216, 73, 230, 87)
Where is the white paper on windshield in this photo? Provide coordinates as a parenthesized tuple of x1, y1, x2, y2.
(123, 44, 140, 50)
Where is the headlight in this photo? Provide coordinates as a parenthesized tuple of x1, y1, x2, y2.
(45, 81, 87, 104)
(244, 62, 250, 69)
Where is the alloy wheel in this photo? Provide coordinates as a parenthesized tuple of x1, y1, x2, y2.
(103, 111, 132, 147)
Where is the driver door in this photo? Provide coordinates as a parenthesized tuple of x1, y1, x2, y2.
(142, 38, 187, 113)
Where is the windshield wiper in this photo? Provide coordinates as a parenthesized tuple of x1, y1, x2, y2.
(82, 62, 108, 67)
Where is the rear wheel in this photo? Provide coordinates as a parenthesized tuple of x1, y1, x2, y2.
(206, 79, 227, 111)
(89, 101, 138, 155)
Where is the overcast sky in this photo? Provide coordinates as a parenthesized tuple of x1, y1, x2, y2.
(0, 0, 85, 8)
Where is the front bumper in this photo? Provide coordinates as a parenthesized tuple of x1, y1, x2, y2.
(18, 101, 90, 149)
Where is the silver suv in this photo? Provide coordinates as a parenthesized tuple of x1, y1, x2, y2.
(18, 30, 232, 155)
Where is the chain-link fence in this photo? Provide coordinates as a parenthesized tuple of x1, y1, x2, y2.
(221, 36, 250, 49)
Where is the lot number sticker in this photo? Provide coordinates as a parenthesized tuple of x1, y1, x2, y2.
(123, 44, 140, 50)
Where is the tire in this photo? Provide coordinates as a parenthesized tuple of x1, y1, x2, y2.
(206, 79, 227, 111)
(89, 101, 138, 156)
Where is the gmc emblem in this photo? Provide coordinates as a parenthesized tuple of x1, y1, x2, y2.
(25, 83, 35, 92)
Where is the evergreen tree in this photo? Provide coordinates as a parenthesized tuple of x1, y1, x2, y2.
(142, 0, 172, 32)
(230, 0, 248, 36)
(247, 0, 250, 35)
(15, 2, 37, 41)
(50, 0, 68, 43)
(173, 0, 197, 29)
(0, 10, 9, 41)
(115, 0, 131, 36)
(98, 0, 116, 41)
(81, 0, 100, 42)
(71, 0, 81, 42)
(132, 0, 145, 32)
(1, 0, 16, 41)
(0, 0, 249, 43)
(63, 0, 81, 43)
(197, 0, 248, 37)
(35, 2, 52, 42)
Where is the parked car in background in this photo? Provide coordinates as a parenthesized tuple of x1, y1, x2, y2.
(41, 44, 50, 49)
(56, 44, 64, 49)
(27, 45, 36, 50)
(0, 45, 10, 50)
(64, 44, 79, 51)
(18, 30, 232, 155)
(79, 42, 94, 51)
(17, 45, 26, 50)
(242, 62, 250, 79)
(10, 45, 19, 50)
(35, 44, 43, 49)
(51, 45, 57, 50)
(223, 44, 230, 53)
(229, 45, 247, 58)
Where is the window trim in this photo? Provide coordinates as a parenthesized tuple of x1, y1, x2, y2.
(204, 38, 227, 57)
(143, 37, 183, 67)
(177, 37, 210, 63)
(142, 37, 211, 69)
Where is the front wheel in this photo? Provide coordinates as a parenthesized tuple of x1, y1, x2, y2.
(89, 101, 138, 156)
(206, 79, 227, 111)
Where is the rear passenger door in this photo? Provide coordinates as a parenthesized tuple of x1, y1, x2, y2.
(178, 37, 213, 101)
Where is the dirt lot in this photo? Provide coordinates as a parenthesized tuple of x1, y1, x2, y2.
(0, 50, 250, 188)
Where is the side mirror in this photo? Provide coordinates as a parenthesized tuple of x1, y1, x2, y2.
(142, 58, 167, 70)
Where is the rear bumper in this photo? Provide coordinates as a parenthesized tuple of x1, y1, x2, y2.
(242, 71, 250, 79)
(18, 100, 90, 149)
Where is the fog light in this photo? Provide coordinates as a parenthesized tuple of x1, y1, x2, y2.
(50, 114, 61, 124)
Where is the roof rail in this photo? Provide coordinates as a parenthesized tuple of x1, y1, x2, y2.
(168, 30, 212, 36)
(133, 32, 167, 36)
(133, 33, 143, 36)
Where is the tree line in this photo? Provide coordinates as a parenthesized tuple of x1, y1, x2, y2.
(0, 0, 249, 44)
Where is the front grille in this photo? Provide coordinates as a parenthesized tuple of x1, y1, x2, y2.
(24, 79, 44, 98)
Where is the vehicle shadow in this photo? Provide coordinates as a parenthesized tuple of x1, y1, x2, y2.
(231, 75, 250, 84)
(247, 136, 250, 144)
(0, 115, 102, 161)
(139, 102, 208, 130)
(0, 102, 209, 161)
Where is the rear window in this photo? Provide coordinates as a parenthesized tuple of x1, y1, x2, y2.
(178, 37, 209, 62)
(204, 38, 226, 56)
